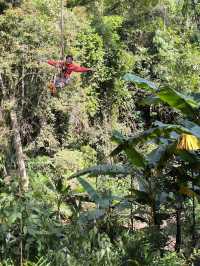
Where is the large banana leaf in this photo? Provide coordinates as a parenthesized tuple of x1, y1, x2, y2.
(112, 131, 146, 168)
(69, 164, 133, 179)
(124, 145, 147, 168)
(126, 189, 152, 205)
(124, 73, 158, 91)
(155, 121, 200, 139)
(111, 125, 186, 158)
(76, 177, 115, 207)
(124, 73, 200, 120)
(111, 121, 200, 160)
(77, 177, 101, 204)
(141, 95, 161, 106)
(180, 119, 200, 136)
(112, 124, 199, 170)
(147, 142, 177, 169)
(157, 88, 199, 119)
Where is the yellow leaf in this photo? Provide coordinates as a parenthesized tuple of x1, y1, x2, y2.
(176, 134, 200, 151)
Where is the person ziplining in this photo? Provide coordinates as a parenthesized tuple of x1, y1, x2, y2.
(47, 54, 93, 95)
(45, 1, 94, 95)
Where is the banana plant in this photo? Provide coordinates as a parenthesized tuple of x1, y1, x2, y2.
(123, 73, 200, 251)
(124, 73, 200, 123)
(112, 129, 200, 252)
(122, 72, 200, 177)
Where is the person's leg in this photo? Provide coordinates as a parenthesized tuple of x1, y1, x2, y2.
(54, 77, 70, 88)
(48, 82, 56, 96)
(55, 77, 63, 87)
(63, 77, 70, 86)
(55, 77, 70, 89)
(48, 77, 70, 96)
(48, 76, 61, 96)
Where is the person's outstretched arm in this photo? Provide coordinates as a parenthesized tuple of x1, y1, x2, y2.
(47, 60, 64, 68)
(70, 64, 92, 73)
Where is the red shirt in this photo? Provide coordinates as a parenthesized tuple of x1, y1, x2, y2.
(47, 60, 91, 78)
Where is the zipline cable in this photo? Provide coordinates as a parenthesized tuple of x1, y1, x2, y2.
(60, 0, 65, 60)
(48, 0, 65, 95)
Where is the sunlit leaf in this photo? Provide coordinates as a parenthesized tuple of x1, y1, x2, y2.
(157, 88, 199, 118)
(123, 73, 158, 91)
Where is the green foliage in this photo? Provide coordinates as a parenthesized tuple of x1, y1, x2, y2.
(54, 147, 97, 176)
(76, 27, 106, 81)
(121, 231, 156, 266)
(124, 73, 200, 120)
(153, 252, 186, 266)
(0, 0, 200, 264)
(124, 73, 158, 91)
(96, 15, 124, 49)
(0, 189, 63, 263)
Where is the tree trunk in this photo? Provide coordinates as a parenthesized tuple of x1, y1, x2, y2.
(152, 202, 160, 226)
(143, 106, 151, 128)
(175, 197, 182, 253)
(175, 208, 181, 252)
(192, 178, 196, 248)
(10, 109, 28, 192)
(130, 175, 134, 231)
(0, 74, 9, 183)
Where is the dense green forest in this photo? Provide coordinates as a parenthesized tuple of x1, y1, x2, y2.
(0, 0, 200, 265)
